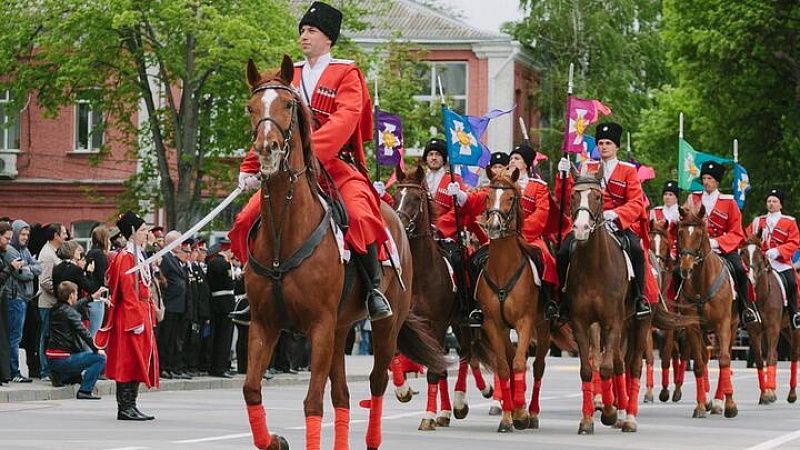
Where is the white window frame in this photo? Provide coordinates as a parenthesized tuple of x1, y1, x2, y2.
(71, 220, 99, 252)
(0, 90, 20, 151)
(74, 99, 104, 153)
(413, 61, 469, 114)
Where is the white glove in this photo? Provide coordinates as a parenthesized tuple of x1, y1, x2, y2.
(238, 172, 260, 191)
(446, 182, 461, 196)
(766, 248, 780, 260)
(558, 157, 570, 173)
(373, 181, 386, 197)
(132, 324, 145, 335)
(709, 239, 720, 250)
(602, 210, 618, 222)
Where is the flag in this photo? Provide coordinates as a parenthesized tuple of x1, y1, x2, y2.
(677, 138, 731, 191)
(627, 157, 656, 183)
(732, 163, 751, 209)
(574, 135, 598, 169)
(562, 97, 612, 154)
(442, 106, 483, 166)
(374, 109, 403, 167)
(459, 165, 481, 187)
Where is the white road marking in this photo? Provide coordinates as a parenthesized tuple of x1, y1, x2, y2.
(744, 429, 800, 450)
(173, 433, 252, 444)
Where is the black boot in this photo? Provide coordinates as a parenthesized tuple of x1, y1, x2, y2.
(632, 279, 651, 320)
(130, 382, 155, 420)
(541, 285, 560, 321)
(117, 382, 147, 421)
(738, 286, 760, 325)
(355, 243, 393, 322)
(229, 305, 251, 325)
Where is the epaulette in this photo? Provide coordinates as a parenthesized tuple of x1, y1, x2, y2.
(293, 61, 305, 68)
(618, 161, 636, 168)
(530, 177, 547, 186)
(329, 58, 355, 65)
(718, 194, 734, 200)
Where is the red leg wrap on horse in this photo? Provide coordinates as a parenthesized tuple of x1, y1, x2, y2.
(334, 408, 350, 450)
(646, 363, 654, 389)
(366, 395, 383, 449)
(695, 371, 706, 403)
(791, 361, 798, 389)
(529, 378, 542, 415)
(455, 359, 468, 392)
(246, 403, 271, 450)
(768, 365, 777, 390)
(676, 359, 687, 385)
(513, 371, 527, 409)
(305, 416, 322, 450)
(439, 378, 452, 411)
(500, 378, 513, 412)
(758, 368, 766, 392)
(493, 374, 502, 401)
(390, 355, 405, 387)
(472, 365, 488, 391)
(719, 367, 733, 395)
(601, 378, 614, 407)
(592, 370, 602, 396)
(614, 375, 628, 412)
(661, 367, 670, 389)
(703, 365, 710, 393)
(581, 381, 594, 417)
(426, 382, 439, 414)
(627, 377, 641, 416)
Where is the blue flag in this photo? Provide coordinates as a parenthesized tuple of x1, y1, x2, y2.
(732, 163, 751, 210)
(442, 106, 483, 166)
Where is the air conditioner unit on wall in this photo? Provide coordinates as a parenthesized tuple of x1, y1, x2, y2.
(0, 153, 18, 179)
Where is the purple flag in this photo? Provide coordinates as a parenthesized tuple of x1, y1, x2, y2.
(459, 107, 514, 185)
(375, 109, 404, 167)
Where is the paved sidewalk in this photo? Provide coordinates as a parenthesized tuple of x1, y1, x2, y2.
(0, 354, 383, 403)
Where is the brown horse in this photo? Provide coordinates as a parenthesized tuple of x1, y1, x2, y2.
(675, 203, 739, 419)
(565, 170, 651, 434)
(741, 234, 800, 404)
(649, 220, 689, 403)
(241, 56, 446, 450)
(390, 164, 493, 430)
(473, 168, 553, 433)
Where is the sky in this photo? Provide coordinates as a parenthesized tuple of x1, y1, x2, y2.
(440, 0, 525, 34)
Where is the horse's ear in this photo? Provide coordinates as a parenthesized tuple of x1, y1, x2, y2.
(246, 58, 261, 90)
(679, 206, 688, 220)
(698, 204, 706, 219)
(280, 54, 294, 85)
(395, 164, 405, 182)
(511, 167, 520, 183)
(487, 166, 495, 181)
(414, 164, 425, 183)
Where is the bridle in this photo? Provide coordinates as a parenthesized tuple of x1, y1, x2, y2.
(394, 183, 433, 239)
(485, 183, 521, 238)
(677, 221, 713, 271)
(649, 227, 672, 271)
(250, 82, 302, 178)
(571, 180, 607, 234)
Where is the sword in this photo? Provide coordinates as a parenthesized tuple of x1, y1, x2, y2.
(126, 186, 244, 274)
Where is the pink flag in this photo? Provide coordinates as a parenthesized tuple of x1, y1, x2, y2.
(562, 97, 612, 154)
(637, 164, 656, 182)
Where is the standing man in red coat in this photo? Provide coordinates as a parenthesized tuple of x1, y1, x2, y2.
(746, 189, 800, 328)
(229, 1, 392, 321)
(687, 161, 759, 325)
(99, 211, 159, 421)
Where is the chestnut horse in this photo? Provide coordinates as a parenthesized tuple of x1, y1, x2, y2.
(741, 234, 800, 404)
(474, 168, 554, 433)
(649, 220, 689, 403)
(675, 204, 739, 418)
(241, 56, 446, 450)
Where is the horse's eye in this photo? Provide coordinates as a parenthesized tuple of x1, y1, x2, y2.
(245, 105, 253, 114)
(285, 101, 293, 109)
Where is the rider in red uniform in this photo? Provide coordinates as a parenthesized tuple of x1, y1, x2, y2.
(229, 1, 392, 321)
(650, 180, 681, 259)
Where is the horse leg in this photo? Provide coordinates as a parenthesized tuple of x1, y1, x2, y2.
(750, 325, 768, 404)
(243, 320, 286, 450)
(687, 327, 707, 418)
(715, 316, 737, 418)
(483, 324, 513, 432)
(389, 355, 412, 403)
(419, 370, 440, 431)
(604, 322, 624, 428)
(453, 358, 470, 419)
(644, 330, 654, 404)
(789, 330, 799, 403)
(623, 320, 649, 433)
(660, 329, 674, 402)
(471, 357, 493, 398)
(511, 321, 533, 431)
(489, 373, 503, 415)
(303, 320, 337, 450)
(766, 321, 780, 404)
(528, 321, 549, 430)
(365, 319, 400, 450)
(437, 374, 452, 427)
(330, 326, 353, 450)
(573, 320, 595, 435)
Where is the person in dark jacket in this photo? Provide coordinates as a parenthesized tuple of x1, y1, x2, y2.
(85, 224, 111, 337)
(157, 231, 189, 379)
(207, 241, 236, 377)
(52, 241, 101, 300)
(0, 221, 23, 385)
(46, 281, 107, 399)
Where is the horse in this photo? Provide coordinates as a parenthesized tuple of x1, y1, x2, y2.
(649, 220, 689, 403)
(473, 167, 554, 433)
(740, 234, 800, 404)
(675, 203, 739, 418)
(241, 56, 446, 450)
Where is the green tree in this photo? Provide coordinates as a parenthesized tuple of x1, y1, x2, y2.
(0, 0, 297, 230)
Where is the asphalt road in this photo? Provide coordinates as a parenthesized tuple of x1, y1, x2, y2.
(2, 357, 800, 450)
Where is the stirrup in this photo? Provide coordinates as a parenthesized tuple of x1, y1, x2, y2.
(229, 306, 251, 326)
(742, 307, 761, 325)
(791, 312, 800, 330)
(635, 298, 652, 319)
(367, 289, 393, 322)
(545, 301, 560, 321)
(468, 309, 484, 327)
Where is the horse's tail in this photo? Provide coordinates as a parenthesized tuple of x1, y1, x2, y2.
(550, 322, 578, 353)
(397, 313, 449, 374)
(652, 306, 699, 331)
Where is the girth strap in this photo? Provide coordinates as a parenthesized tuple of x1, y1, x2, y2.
(684, 257, 730, 311)
(481, 258, 528, 329)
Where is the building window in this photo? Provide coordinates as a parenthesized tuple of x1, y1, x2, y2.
(0, 91, 20, 151)
(71, 220, 99, 252)
(75, 100, 103, 152)
(414, 62, 468, 114)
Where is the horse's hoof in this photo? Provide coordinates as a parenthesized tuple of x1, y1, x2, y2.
(418, 418, 436, 431)
(621, 417, 638, 433)
(512, 412, 530, 431)
(759, 393, 771, 405)
(600, 407, 618, 426)
(453, 405, 469, 420)
(497, 420, 513, 433)
(788, 390, 797, 404)
(396, 387, 413, 403)
(436, 416, 450, 427)
(578, 420, 594, 435)
(659, 388, 670, 403)
(672, 387, 682, 402)
(725, 403, 738, 418)
(710, 399, 723, 415)
(265, 434, 289, 450)
(482, 385, 494, 399)
(528, 415, 539, 430)
(692, 406, 706, 418)
(613, 418, 624, 429)
(644, 390, 654, 403)
(488, 405, 502, 416)
(594, 395, 603, 411)
(769, 391, 778, 403)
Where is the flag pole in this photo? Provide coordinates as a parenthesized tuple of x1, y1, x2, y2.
(733, 138, 738, 163)
(627, 131, 632, 161)
(374, 76, 381, 181)
(679, 112, 684, 139)
(438, 75, 463, 247)
(556, 63, 574, 251)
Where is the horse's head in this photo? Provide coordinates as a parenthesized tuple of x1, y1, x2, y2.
(649, 219, 671, 264)
(246, 55, 311, 178)
(677, 203, 709, 279)
(483, 167, 522, 240)
(741, 233, 768, 287)
(393, 164, 434, 238)
(570, 167, 604, 241)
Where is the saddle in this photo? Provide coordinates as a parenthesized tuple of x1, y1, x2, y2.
(317, 164, 348, 232)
